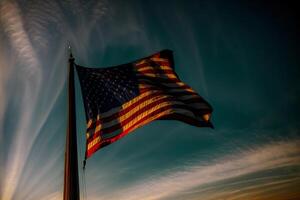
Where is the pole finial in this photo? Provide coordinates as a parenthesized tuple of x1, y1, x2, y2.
(68, 45, 73, 59)
(68, 44, 75, 63)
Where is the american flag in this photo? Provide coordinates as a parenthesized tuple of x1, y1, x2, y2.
(76, 50, 213, 158)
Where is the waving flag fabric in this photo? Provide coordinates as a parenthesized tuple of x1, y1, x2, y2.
(76, 50, 213, 158)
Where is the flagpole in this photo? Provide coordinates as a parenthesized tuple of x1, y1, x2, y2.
(63, 49, 80, 200)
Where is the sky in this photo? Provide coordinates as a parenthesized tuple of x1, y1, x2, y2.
(0, 0, 299, 200)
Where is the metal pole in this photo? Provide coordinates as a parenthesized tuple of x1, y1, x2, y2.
(63, 50, 80, 200)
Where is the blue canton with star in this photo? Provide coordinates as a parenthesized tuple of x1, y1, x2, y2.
(76, 64, 140, 120)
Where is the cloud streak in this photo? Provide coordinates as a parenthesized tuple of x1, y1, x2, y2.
(0, 0, 40, 76)
(0, 44, 10, 140)
(0, 1, 108, 199)
(88, 139, 300, 200)
(0, 1, 43, 199)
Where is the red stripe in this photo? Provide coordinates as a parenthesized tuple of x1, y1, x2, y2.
(86, 121, 96, 133)
(102, 96, 178, 125)
(106, 103, 210, 136)
(88, 98, 176, 143)
(90, 89, 201, 126)
(87, 102, 204, 144)
(104, 95, 171, 122)
(135, 61, 170, 68)
(139, 88, 198, 97)
(86, 106, 212, 157)
(137, 87, 205, 104)
(87, 88, 205, 131)
(86, 88, 207, 136)
(96, 87, 199, 122)
(87, 142, 101, 157)
(137, 69, 175, 74)
(138, 76, 181, 84)
(139, 82, 192, 91)
(87, 105, 174, 157)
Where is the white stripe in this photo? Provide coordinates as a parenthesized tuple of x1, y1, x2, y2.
(135, 57, 168, 66)
(100, 100, 189, 130)
(102, 108, 199, 139)
(98, 91, 203, 122)
(167, 88, 194, 93)
(97, 89, 201, 120)
(137, 65, 172, 71)
(99, 98, 209, 132)
(139, 84, 195, 94)
(99, 90, 161, 118)
(138, 80, 186, 88)
(150, 57, 168, 62)
(137, 73, 177, 79)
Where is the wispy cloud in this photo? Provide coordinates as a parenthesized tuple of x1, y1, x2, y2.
(0, 1, 108, 199)
(42, 191, 62, 200)
(24, 0, 66, 52)
(0, 0, 40, 77)
(0, 1, 42, 199)
(88, 139, 300, 200)
(0, 45, 10, 140)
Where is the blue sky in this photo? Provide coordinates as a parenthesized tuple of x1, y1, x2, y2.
(0, 0, 299, 199)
